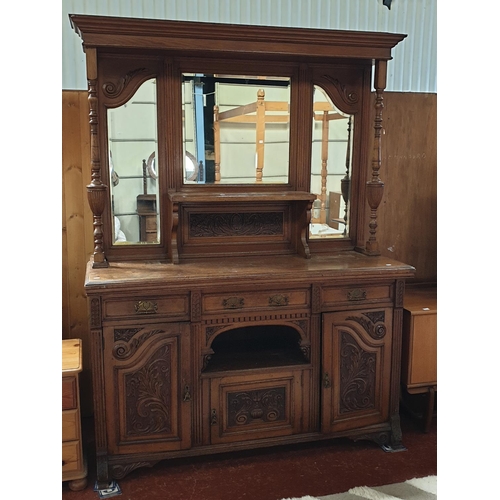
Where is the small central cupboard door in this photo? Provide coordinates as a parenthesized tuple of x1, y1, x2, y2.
(209, 369, 306, 445)
(103, 322, 191, 455)
(321, 309, 393, 433)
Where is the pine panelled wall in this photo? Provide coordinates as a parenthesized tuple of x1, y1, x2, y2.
(62, 89, 436, 414)
(376, 92, 437, 282)
(62, 91, 94, 415)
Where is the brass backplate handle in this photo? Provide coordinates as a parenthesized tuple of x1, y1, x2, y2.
(222, 297, 245, 309)
(183, 385, 191, 402)
(347, 289, 367, 301)
(135, 300, 158, 314)
(269, 294, 289, 307)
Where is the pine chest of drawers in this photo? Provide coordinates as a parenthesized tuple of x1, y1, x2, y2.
(62, 339, 87, 491)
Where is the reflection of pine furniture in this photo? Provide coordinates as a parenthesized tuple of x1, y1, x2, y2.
(311, 106, 350, 226)
(213, 89, 290, 183)
(137, 194, 157, 243)
(70, 14, 410, 489)
(136, 159, 157, 242)
(62, 339, 87, 491)
(401, 288, 437, 432)
(214, 91, 348, 228)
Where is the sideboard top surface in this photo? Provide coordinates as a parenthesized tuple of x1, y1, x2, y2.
(84, 252, 415, 293)
(404, 287, 437, 314)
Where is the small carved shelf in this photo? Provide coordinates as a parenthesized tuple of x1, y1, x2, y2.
(168, 191, 316, 263)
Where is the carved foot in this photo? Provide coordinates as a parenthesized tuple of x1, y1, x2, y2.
(111, 460, 160, 480)
(351, 430, 391, 447)
(389, 414, 404, 448)
(68, 477, 88, 491)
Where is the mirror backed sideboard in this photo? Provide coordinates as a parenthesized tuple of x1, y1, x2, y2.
(70, 14, 414, 487)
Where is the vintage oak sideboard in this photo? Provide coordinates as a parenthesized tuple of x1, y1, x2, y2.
(70, 15, 414, 487)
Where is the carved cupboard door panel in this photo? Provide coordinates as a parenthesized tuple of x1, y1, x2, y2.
(321, 309, 393, 433)
(103, 322, 191, 454)
(209, 369, 306, 445)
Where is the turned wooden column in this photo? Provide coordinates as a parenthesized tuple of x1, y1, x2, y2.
(340, 115, 352, 236)
(365, 60, 387, 255)
(319, 110, 329, 223)
(213, 105, 220, 183)
(255, 89, 266, 182)
(86, 48, 109, 268)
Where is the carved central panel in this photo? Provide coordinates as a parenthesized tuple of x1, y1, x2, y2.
(189, 212, 284, 238)
(125, 344, 172, 436)
(227, 387, 286, 427)
(339, 331, 376, 413)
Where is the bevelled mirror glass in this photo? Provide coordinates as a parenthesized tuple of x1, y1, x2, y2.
(309, 85, 353, 239)
(182, 74, 291, 184)
(107, 78, 160, 245)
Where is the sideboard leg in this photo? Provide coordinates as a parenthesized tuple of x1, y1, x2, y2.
(424, 386, 436, 433)
(95, 454, 110, 490)
(380, 414, 407, 453)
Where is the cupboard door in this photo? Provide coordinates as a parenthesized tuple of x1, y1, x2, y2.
(322, 309, 393, 433)
(103, 322, 191, 454)
(209, 369, 306, 445)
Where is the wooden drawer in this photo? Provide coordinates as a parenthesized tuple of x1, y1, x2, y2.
(145, 217, 157, 230)
(402, 310, 437, 390)
(62, 409, 79, 442)
(202, 288, 309, 316)
(62, 377, 77, 410)
(62, 441, 81, 473)
(320, 284, 392, 310)
(103, 294, 190, 321)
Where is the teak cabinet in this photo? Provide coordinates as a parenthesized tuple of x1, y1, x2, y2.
(70, 14, 414, 487)
(401, 288, 437, 432)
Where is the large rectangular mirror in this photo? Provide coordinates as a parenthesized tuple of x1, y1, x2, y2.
(182, 74, 291, 184)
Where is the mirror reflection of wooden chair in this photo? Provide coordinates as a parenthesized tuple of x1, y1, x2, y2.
(213, 88, 289, 183)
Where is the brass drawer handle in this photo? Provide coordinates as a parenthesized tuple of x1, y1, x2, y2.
(269, 294, 289, 307)
(347, 289, 367, 301)
(135, 300, 158, 314)
(222, 297, 244, 309)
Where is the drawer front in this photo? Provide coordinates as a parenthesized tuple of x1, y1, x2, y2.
(62, 409, 79, 442)
(145, 217, 157, 230)
(321, 284, 392, 310)
(62, 377, 76, 410)
(409, 314, 437, 386)
(202, 288, 309, 316)
(62, 440, 81, 473)
(103, 294, 190, 321)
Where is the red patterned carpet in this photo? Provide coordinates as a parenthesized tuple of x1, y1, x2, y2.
(62, 398, 436, 500)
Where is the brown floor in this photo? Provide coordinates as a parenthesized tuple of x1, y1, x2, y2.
(62, 399, 436, 500)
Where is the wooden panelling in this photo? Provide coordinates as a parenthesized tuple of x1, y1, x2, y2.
(62, 90, 93, 415)
(374, 92, 437, 283)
